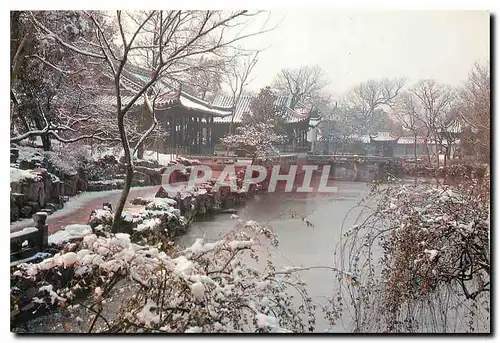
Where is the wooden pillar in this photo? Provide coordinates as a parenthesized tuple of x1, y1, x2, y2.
(171, 113, 176, 154)
(182, 116, 187, 149)
(187, 116, 191, 155)
(209, 116, 214, 151)
(197, 116, 202, 154)
(206, 116, 211, 153)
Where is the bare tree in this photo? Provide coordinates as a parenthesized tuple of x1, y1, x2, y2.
(10, 11, 115, 150)
(394, 91, 426, 163)
(31, 10, 272, 233)
(273, 65, 329, 109)
(457, 62, 490, 164)
(223, 51, 260, 136)
(345, 78, 405, 134)
(411, 79, 455, 166)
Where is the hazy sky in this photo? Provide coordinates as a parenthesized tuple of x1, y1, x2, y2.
(242, 10, 490, 97)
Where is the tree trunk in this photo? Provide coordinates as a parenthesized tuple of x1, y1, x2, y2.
(111, 112, 134, 234)
(137, 142, 145, 160)
(41, 133, 51, 151)
(424, 136, 431, 165)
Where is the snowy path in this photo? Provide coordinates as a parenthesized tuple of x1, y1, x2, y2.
(10, 185, 161, 234)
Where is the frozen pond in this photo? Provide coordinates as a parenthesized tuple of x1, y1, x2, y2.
(178, 181, 372, 332)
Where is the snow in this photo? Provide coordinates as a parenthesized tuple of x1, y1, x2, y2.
(230, 214, 239, 220)
(10, 167, 42, 183)
(424, 249, 439, 261)
(39, 284, 66, 305)
(244, 220, 259, 230)
(122, 211, 133, 222)
(255, 280, 269, 290)
(15, 145, 40, 162)
(144, 197, 177, 210)
(136, 299, 160, 326)
(62, 252, 78, 267)
(182, 238, 223, 256)
(92, 209, 113, 221)
(184, 326, 203, 333)
(11, 227, 39, 239)
(48, 224, 92, 245)
(88, 179, 124, 186)
(228, 239, 255, 250)
(256, 313, 278, 329)
(143, 150, 175, 166)
(190, 281, 205, 299)
(76, 249, 91, 261)
(180, 94, 232, 117)
(172, 256, 195, 275)
(134, 218, 162, 232)
(10, 185, 158, 232)
(91, 147, 178, 167)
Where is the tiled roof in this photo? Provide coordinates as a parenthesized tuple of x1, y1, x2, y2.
(347, 134, 460, 146)
(97, 67, 233, 117)
(211, 94, 310, 124)
(397, 137, 460, 145)
(370, 131, 398, 142)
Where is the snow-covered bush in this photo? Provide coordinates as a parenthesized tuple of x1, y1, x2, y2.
(332, 179, 490, 333)
(221, 122, 283, 159)
(12, 220, 326, 333)
(44, 143, 91, 176)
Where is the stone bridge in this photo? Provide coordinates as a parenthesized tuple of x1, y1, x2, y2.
(190, 153, 399, 182)
(305, 154, 402, 181)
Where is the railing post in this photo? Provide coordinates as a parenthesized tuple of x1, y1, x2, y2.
(33, 212, 48, 251)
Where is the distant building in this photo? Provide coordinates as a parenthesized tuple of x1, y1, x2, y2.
(98, 66, 234, 155)
(98, 66, 324, 155)
(347, 132, 460, 159)
(211, 94, 321, 153)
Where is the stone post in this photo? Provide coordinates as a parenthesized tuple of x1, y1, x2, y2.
(33, 212, 48, 250)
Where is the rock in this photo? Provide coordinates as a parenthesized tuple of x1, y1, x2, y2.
(77, 167, 88, 192)
(20, 205, 32, 217)
(132, 171, 151, 185)
(87, 180, 124, 192)
(155, 187, 170, 198)
(88, 208, 113, 229)
(131, 197, 150, 205)
(135, 166, 162, 185)
(62, 174, 80, 196)
(102, 155, 118, 164)
(11, 193, 27, 207)
(11, 148, 19, 164)
(10, 200, 19, 222)
(135, 159, 159, 169)
(50, 181, 61, 200)
(120, 156, 159, 169)
(217, 208, 238, 214)
(27, 201, 40, 213)
(40, 208, 54, 215)
(19, 160, 36, 170)
(46, 202, 62, 211)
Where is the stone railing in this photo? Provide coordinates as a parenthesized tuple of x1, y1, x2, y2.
(11, 212, 49, 263)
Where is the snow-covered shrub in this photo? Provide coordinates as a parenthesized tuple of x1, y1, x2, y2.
(221, 122, 283, 159)
(44, 143, 91, 176)
(332, 179, 490, 333)
(11, 220, 327, 333)
(88, 208, 114, 230)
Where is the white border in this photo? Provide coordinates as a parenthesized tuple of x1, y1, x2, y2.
(2, 1, 497, 343)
